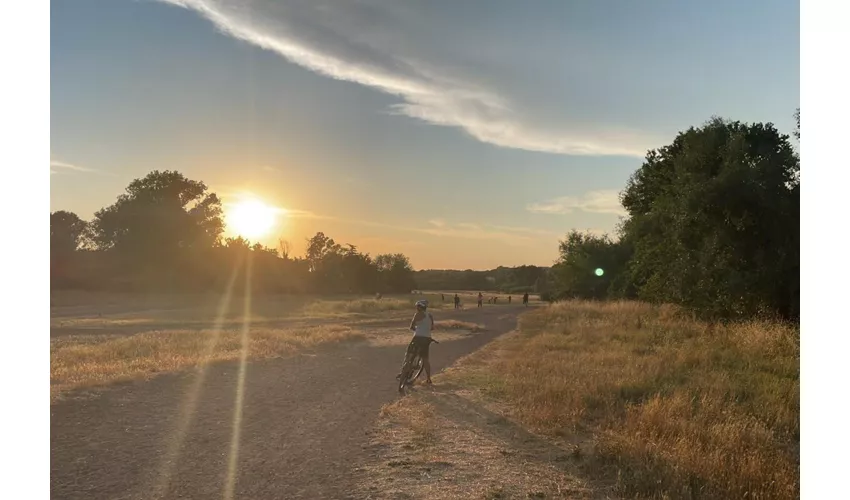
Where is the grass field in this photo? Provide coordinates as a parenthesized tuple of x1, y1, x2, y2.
(49, 291, 488, 401)
(367, 300, 799, 499)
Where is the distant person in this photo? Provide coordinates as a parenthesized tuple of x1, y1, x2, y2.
(376, 292, 382, 300)
(441, 293, 445, 302)
(477, 292, 483, 308)
(494, 296, 498, 304)
(508, 295, 512, 304)
(522, 292, 529, 306)
(453, 294, 460, 309)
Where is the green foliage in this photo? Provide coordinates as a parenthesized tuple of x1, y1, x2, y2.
(90, 170, 224, 257)
(375, 253, 417, 293)
(624, 117, 798, 319)
(549, 114, 799, 320)
(51, 210, 92, 287)
(550, 231, 633, 300)
(51, 211, 90, 255)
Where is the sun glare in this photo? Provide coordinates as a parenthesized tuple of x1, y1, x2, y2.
(226, 198, 280, 239)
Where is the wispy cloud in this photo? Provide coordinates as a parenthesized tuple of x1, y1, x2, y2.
(156, 0, 658, 157)
(527, 189, 626, 216)
(50, 159, 96, 175)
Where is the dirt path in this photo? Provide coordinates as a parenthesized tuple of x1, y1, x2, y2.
(50, 305, 523, 499)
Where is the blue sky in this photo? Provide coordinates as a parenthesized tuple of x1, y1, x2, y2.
(50, 0, 799, 269)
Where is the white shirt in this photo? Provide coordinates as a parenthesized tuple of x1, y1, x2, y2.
(413, 312, 433, 338)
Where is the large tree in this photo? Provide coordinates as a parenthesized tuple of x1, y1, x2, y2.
(91, 171, 224, 261)
(375, 253, 417, 293)
(50, 211, 89, 255)
(550, 230, 632, 301)
(619, 117, 799, 319)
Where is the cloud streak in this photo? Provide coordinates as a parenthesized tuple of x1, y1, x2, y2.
(527, 189, 626, 216)
(156, 0, 658, 157)
(50, 159, 96, 174)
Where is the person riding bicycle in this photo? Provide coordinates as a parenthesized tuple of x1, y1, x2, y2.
(397, 299, 434, 385)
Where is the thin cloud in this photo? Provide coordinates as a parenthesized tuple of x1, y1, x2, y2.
(50, 159, 96, 174)
(156, 0, 657, 157)
(527, 189, 626, 216)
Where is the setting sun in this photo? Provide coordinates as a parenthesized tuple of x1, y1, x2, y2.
(226, 197, 281, 239)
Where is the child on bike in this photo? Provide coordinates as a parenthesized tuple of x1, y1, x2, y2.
(397, 299, 434, 385)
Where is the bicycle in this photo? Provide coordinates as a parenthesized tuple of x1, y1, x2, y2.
(397, 337, 439, 393)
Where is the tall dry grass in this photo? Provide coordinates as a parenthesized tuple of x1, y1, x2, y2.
(458, 300, 799, 499)
(301, 294, 444, 316)
(51, 324, 362, 399)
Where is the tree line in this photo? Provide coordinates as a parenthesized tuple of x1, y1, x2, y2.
(548, 113, 800, 321)
(414, 266, 549, 294)
(50, 171, 416, 294)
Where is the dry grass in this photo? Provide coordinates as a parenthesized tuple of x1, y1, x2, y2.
(300, 294, 445, 317)
(357, 386, 598, 499)
(50, 324, 363, 400)
(433, 319, 484, 332)
(450, 300, 799, 499)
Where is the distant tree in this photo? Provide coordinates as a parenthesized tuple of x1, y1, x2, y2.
(793, 108, 800, 140)
(51, 210, 91, 287)
(87, 171, 224, 289)
(278, 238, 292, 260)
(305, 232, 341, 273)
(619, 117, 799, 319)
(91, 171, 223, 258)
(50, 210, 90, 255)
(375, 253, 417, 293)
(550, 231, 631, 300)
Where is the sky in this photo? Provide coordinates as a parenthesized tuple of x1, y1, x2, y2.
(50, 0, 799, 270)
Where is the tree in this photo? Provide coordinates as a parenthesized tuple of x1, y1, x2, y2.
(375, 253, 417, 293)
(550, 231, 632, 300)
(619, 117, 799, 319)
(50, 211, 90, 255)
(51, 210, 91, 287)
(278, 239, 292, 260)
(91, 171, 224, 257)
(88, 171, 224, 289)
(793, 108, 800, 140)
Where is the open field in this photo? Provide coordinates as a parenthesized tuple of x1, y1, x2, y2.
(50, 291, 494, 400)
(361, 300, 799, 499)
(51, 297, 523, 499)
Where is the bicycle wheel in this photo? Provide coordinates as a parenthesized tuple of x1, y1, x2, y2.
(398, 356, 415, 392)
(409, 356, 424, 383)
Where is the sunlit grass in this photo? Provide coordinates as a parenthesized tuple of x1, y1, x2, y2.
(448, 300, 799, 499)
(50, 324, 363, 399)
(433, 319, 484, 332)
(300, 294, 445, 316)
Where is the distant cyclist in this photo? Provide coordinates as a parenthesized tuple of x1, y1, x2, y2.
(522, 292, 529, 306)
(397, 300, 434, 385)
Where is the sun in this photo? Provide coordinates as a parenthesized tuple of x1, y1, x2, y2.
(226, 197, 280, 239)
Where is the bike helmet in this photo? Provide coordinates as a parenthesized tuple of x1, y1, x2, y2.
(415, 300, 428, 309)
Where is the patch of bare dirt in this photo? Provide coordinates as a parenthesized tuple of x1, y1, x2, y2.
(354, 381, 615, 499)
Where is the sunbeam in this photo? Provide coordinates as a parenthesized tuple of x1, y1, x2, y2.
(150, 256, 244, 499)
(224, 253, 253, 500)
